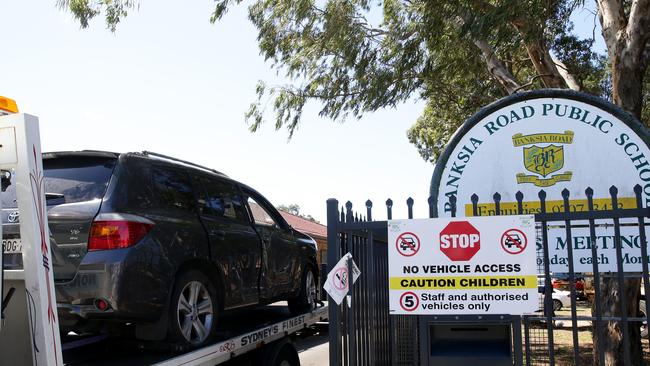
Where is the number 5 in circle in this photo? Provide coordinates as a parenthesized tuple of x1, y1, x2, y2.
(399, 291, 419, 312)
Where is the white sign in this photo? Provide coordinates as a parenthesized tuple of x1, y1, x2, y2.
(388, 215, 538, 315)
(431, 91, 650, 273)
(323, 252, 360, 305)
(544, 224, 650, 272)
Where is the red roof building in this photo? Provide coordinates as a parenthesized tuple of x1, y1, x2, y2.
(279, 211, 327, 265)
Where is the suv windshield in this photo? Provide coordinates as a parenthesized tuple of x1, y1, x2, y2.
(1, 156, 116, 208)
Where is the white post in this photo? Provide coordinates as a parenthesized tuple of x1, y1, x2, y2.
(0, 113, 62, 365)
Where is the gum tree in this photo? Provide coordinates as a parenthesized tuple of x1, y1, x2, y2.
(59, 0, 650, 364)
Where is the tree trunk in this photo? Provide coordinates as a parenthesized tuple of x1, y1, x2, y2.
(592, 0, 650, 362)
(510, 20, 567, 89)
(611, 36, 646, 119)
(592, 278, 644, 366)
(520, 35, 566, 89)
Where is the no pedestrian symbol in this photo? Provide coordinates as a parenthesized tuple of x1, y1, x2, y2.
(399, 291, 419, 312)
(396, 232, 420, 257)
(501, 228, 527, 254)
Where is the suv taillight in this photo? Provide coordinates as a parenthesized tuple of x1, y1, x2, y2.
(88, 220, 154, 251)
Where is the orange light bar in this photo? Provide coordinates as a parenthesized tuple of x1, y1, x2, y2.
(0, 96, 19, 114)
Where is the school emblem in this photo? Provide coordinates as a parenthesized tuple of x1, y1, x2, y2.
(512, 131, 574, 187)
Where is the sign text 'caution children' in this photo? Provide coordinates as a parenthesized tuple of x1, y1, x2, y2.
(388, 215, 537, 315)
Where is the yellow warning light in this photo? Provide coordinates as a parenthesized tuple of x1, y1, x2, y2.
(0, 96, 19, 114)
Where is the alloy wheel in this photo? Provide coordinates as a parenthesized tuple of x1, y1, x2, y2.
(176, 280, 214, 344)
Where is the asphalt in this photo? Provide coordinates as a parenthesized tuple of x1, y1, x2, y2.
(295, 325, 329, 366)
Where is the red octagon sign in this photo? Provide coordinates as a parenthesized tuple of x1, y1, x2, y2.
(439, 221, 481, 261)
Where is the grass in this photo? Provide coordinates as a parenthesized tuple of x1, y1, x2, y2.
(526, 301, 650, 365)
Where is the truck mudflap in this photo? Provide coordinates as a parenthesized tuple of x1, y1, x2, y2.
(153, 304, 328, 366)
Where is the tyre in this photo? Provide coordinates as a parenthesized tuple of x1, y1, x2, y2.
(288, 266, 317, 314)
(260, 339, 300, 366)
(553, 299, 562, 312)
(168, 270, 218, 348)
(640, 300, 648, 338)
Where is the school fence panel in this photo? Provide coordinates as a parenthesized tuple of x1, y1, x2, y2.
(327, 185, 650, 366)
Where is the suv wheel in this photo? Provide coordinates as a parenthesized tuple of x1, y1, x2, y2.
(168, 271, 217, 348)
(288, 267, 317, 314)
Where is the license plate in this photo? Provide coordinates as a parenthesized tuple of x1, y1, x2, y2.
(2, 239, 22, 254)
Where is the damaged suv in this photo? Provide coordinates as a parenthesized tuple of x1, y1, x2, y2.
(2, 150, 319, 348)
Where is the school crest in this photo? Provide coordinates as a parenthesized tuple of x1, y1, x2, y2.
(512, 131, 574, 187)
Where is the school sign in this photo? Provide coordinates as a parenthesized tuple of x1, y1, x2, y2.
(430, 90, 650, 272)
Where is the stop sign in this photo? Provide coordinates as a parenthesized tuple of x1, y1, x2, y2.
(439, 221, 480, 261)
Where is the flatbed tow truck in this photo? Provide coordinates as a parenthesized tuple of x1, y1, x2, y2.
(0, 97, 329, 366)
(62, 303, 328, 366)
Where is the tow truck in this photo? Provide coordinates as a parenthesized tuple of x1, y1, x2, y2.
(0, 96, 328, 366)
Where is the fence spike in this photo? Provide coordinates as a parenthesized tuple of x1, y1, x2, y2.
(471, 194, 479, 217)
(493, 192, 501, 216)
(585, 187, 594, 197)
(345, 201, 353, 223)
(609, 186, 619, 211)
(407, 197, 414, 219)
(561, 188, 570, 199)
(515, 191, 524, 202)
(386, 199, 393, 220)
(562, 189, 571, 212)
(449, 195, 457, 217)
(516, 191, 524, 214)
(538, 190, 547, 213)
(366, 200, 373, 222)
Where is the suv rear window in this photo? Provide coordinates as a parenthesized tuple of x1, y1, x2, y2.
(1, 156, 116, 208)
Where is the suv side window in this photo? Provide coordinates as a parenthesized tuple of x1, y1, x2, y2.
(152, 166, 195, 211)
(198, 177, 248, 222)
(246, 195, 277, 226)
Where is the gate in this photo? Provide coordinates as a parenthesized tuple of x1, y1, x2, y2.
(327, 185, 650, 365)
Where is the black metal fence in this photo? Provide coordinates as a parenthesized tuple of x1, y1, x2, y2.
(327, 185, 650, 366)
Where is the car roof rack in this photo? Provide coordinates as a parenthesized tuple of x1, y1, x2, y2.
(141, 151, 227, 177)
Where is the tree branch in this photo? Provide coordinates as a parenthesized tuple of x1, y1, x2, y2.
(596, 0, 626, 57)
(627, 0, 650, 57)
(452, 14, 521, 94)
(552, 56, 581, 91)
(473, 38, 522, 94)
(512, 74, 554, 93)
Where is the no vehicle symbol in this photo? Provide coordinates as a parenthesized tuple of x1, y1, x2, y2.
(399, 291, 419, 312)
(396, 232, 420, 257)
(333, 267, 348, 291)
(501, 228, 527, 254)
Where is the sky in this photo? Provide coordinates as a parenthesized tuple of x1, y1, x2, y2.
(0, 1, 603, 223)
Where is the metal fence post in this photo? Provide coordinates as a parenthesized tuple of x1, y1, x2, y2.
(327, 198, 341, 366)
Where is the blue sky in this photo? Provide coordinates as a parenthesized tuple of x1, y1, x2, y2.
(0, 1, 602, 223)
